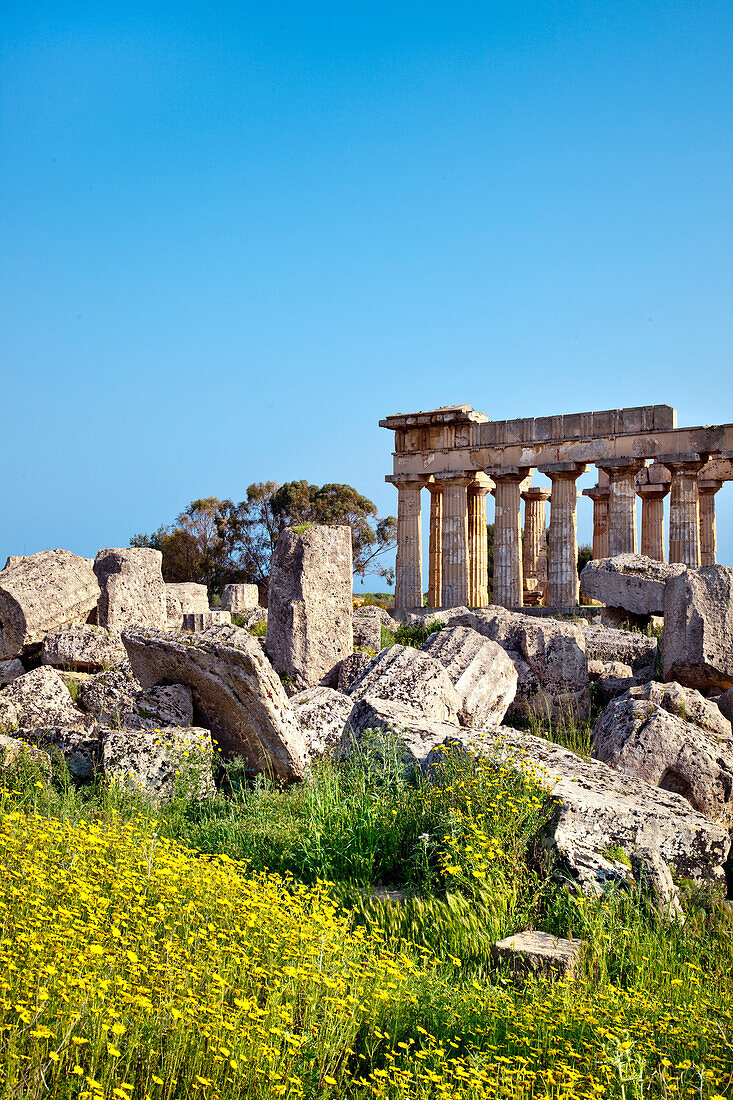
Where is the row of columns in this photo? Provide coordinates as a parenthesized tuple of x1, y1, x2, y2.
(393, 451, 721, 613)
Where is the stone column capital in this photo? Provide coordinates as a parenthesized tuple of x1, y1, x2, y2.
(386, 473, 428, 489)
(636, 482, 670, 500)
(582, 485, 610, 503)
(522, 486, 551, 503)
(538, 462, 588, 479)
(596, 457, 647, 477)
(487, 465, 531, 483)
(435, 472, 475, 488)
(657, 452, 707, 474)
(699, 479, 723, 495)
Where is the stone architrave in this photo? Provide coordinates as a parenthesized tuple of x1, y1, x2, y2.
(698, 480, 722, 566)
(597, 459, 645, 557)
(468, 477, 491, 607)
(94, 549, 167, 635)
(267, 525, 353, 691)
(426, 481, 443, 607)
(490, 468, 528, 609)
(522, 487, 550, 605)
(421, 625, 518, 728)
(392, 479, 423, 611)
(221, 583, 260, 613)
(122, 625, 308, 781)
(659, 455, 706, 567)
(540, 463, 587, 608)
(662, 565, 733, 690)
(0, 550, 100, 660)
(579, 554, 686, 616)
(439, 476, 471, 608)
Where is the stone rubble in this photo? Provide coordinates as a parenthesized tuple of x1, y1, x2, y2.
(421, 625, 518, 728)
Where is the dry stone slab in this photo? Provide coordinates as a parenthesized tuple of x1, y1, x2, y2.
(122, 625, 307, 781)
(101, 725, 214, 801)
(0, 667, 87, 730)
(580, 554, 685, 616)
(493, 931, 582, 979)
(593, 681, 733, 828)
(663, 565, 733, 691)
(290, 686, 353, 758)
(580, 625, 658, 672)
(94, 549, 167, 635)
(421, 626, 518, 728)
(0, 549, 100, 660)
(79, 667, 193, 730)
(221, 584, 260, 612)
(0, 659, 24, 687)
(349, 645, 461, 723)
(337, 651, 375, 693)
(436, 608, 590, 723)
(42, 624, 126, 672)
(267, 526, 353, 691)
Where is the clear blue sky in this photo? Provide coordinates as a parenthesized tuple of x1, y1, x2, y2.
(2, 1, 732, 586)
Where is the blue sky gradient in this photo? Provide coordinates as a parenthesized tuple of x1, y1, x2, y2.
(2, 1, 732, 585)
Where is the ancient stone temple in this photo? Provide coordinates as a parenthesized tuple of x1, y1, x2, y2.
(381, 404, 733, 613)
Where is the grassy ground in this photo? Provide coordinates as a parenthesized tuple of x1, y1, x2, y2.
(1, 735, 732, 1100)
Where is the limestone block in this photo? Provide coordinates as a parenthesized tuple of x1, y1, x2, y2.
(166, 590, 183, 631)
(580, 625, 658, 672)
(593, 681, 733, 827)
(580, 554, 685, 616)
(354, 604, 400, 634)
(342, 697, 459, 773)
(42, 624, 127, 672)
(79, 667, 194, 730)
(0, 733, 51, 773)
(290, 686, 353, 758)
(718, 688, 733, 725)
(493, 931, 582, 979)
(122, 625, 307, 781)
(353, 616, 381, 653)
(349, 645, 461, 723)
(267, 526, 353, 691)
(0, 666, 87, 730)
(337, 651, 375, 693)
(166, 583, 209, 618)
(101, 726, 214, 801)
(0, 549, 100, 660)
(17, 725, 101, 781)
(662, 565, 733, 691)
(182, 610, 232, 632)
(0, 659, 24, 687)
(94, 549, 166, 635)
(221, 583, 260, 612)
(421, 626, 518, 728)
(437, 608, 590, 722)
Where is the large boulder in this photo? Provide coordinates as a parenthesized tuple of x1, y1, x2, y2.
(349, 644, 461, 723)
(435, 608, 590, 722)
(593, 681, 733, 828)
(580, 554, 685, 616)
(421, 626, 518, 728)
(78, 667, 194, 730)
(580, 624, 658, 673)
(0, 666, 87, 730)
(662, 565, 733, 691)
(42, 624, 127, 672)
(0, 659, 24, 687)
(122, 625, 307, 781)
(94, 548, 167, 635)
(220, 583, 260, 613)
(290, 686, 353, 758)
(267, 526, 353, 691)
(101, 726, 214, 801)
(0, 550, 100, 660)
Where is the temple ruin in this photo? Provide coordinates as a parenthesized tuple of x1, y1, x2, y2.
(381, 404, 733, 613)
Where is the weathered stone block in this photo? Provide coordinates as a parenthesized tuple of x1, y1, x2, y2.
(122, 625, 307, 781)
(79, 667, 194, 731)
(94, 549, 166, 634)
(580, 554, 685, 616)
(421, 626, 517, 728)
(182, 610, 232, 632)
(166, 583, 209, 615)
(580, 624, 658, 672)
(0, 666, 87, 729)
(349, 644, 461, 723)
(337, 651, 375, 692)
(220, 583, 260, 612)
(353, 616, 381, 653)
(0, 659, 24, 687)
(267, 526, 353, 691)
(493, 931, 582, 979)
(662, 565, 733, 690)
(42, 624, 126, 672)
(101, 726, 214, 801)
(343, 696, 461, 772)
(290, 686, 353, 758)
(0, 549, 100, 659)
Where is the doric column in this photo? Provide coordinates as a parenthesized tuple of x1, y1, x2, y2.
(439, 475, 471, 608)
(659, 454, 706, 567)
(489, 468, 529, 609)
(467, 476, 492, 607)
(540, 463, 587, 608)
(426, 481, 443, 607)
(522, 487, 550, 605)
(597, 459, 645, 556)
(392, 478, 424, 611)
(637, 484, 669, 561)
(698, 479, 722, 566)
(582, 485, 610, 560)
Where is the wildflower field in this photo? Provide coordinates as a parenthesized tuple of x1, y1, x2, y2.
(1, 737, 732, 1100)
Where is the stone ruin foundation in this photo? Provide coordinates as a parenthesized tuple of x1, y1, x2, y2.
(381, 404, 733, 614)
